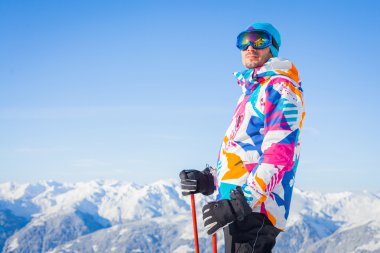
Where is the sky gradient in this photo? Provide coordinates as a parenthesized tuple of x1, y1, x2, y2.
(1, 0, 379, 192)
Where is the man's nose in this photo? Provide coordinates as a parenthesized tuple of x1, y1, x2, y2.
(246, 45, 257, 52)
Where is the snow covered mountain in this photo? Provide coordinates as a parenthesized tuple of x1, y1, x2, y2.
(0, 180, 379, 253)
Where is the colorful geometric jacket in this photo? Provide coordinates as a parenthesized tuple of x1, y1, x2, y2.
(215, 57, 305, 231)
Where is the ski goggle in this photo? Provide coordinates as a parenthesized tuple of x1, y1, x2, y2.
(236, 30, 279, 51)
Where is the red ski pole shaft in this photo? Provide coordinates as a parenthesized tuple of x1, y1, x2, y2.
(190, 194, 200, 253)
(212, 233, 217, 253)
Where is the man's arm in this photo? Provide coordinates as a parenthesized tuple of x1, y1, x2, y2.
(242, 78, 305, 207)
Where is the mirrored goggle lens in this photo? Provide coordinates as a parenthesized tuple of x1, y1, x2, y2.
(237, 31, 272, 50)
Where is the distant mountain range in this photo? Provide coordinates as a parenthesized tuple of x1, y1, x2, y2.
(0, 180, 379, 253)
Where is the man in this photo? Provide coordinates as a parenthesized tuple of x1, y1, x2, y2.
(180, 22, 305, 253)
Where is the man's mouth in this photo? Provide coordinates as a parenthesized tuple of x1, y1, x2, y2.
(246, 54, 258, 59)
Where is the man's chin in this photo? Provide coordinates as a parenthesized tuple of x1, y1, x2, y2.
(244, 62, 259, 69)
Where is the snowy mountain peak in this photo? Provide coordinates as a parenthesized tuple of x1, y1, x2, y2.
(1, 180, 380, 253)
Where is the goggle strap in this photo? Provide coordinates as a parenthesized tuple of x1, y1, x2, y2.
(272, 37, 279, 51)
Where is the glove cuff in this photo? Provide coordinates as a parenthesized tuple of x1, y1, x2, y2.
(201, 168, 215, 196)
(229, 187, 252, 221)
(230, 199, 251, 221)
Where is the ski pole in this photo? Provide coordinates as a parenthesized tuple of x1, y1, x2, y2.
(212, 233, 217, 253)
(190, 194, 200, 253)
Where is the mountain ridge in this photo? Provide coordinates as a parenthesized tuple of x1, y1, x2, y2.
(0, 180, 379, 253)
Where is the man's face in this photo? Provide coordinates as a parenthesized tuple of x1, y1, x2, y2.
(241, 45, 272, 69)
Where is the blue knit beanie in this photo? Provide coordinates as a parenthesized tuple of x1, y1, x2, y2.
(242, 22, 281, 57)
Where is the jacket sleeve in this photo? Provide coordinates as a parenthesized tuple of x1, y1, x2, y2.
(242, 78, 305, 207)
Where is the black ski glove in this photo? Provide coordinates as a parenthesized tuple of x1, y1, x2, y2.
(179, 167, 214, 196)
(202, 186, 252, 235)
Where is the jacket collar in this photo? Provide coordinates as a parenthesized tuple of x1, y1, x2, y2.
(234, 57, 301, 94)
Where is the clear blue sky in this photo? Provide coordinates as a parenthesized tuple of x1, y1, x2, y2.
(1, 0, 379, 192)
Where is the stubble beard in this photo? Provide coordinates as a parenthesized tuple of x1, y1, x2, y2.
(244, 58, 261, 69)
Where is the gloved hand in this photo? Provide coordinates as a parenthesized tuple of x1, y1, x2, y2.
(202, 186, 252, 235)
(179, 167, 214, 196)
